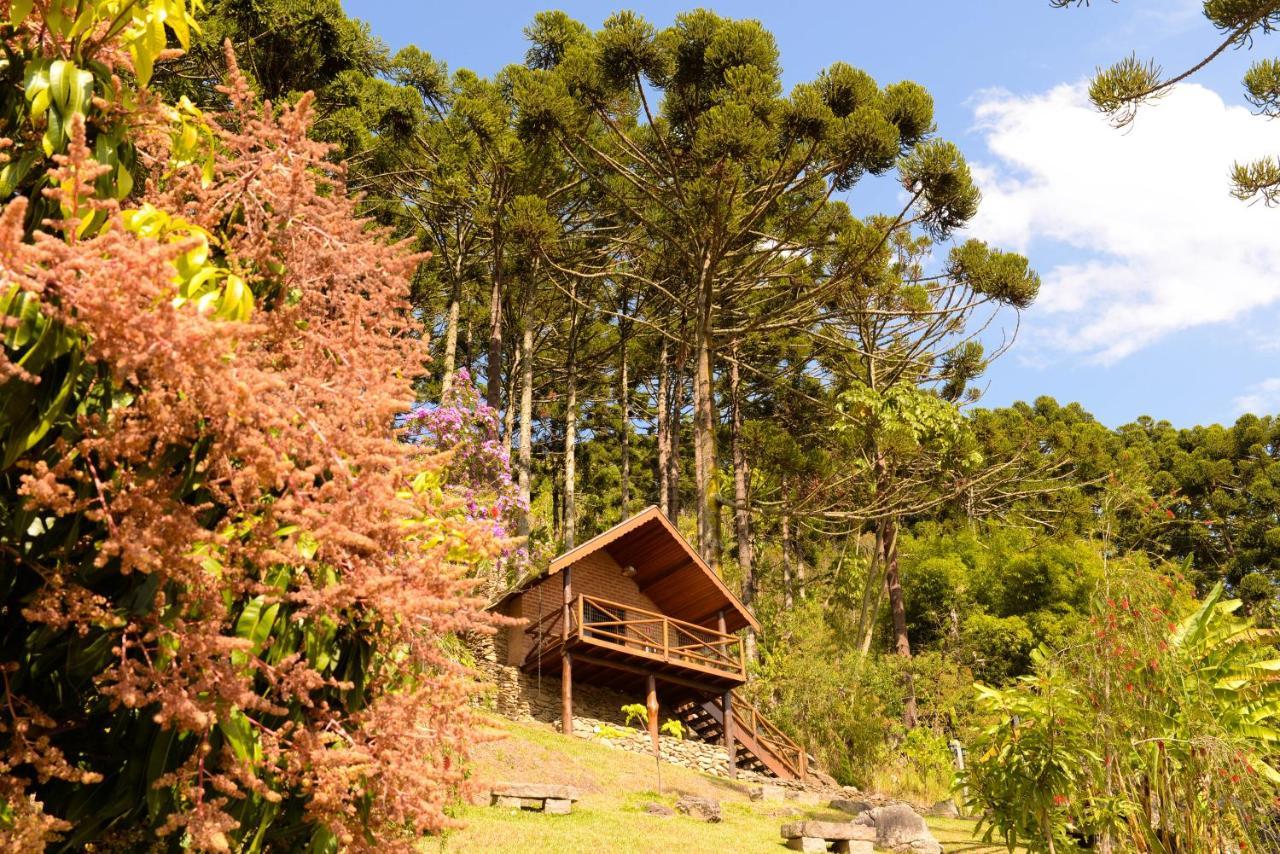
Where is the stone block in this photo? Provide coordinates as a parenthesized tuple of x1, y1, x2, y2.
(831, 842, 874, 854)
(543, 798, 572, 815)
(787, 790, 822, 806)
(750, 783, 787, 802)
(785, 838, 827, 853)
(520, 798, 544, 810)
(781, 820, 877, 841)
(492, 795, 522, 809)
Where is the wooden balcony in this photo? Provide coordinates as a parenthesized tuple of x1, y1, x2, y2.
(522, 594, 747, 690)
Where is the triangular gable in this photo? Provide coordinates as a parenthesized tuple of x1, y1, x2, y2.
(497, 506, 760, 633)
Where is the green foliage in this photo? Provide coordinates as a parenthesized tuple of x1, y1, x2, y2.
(1061, 0, 1280, 203)
(621, 703, 649, 728)
(964, 572, 1280, 852)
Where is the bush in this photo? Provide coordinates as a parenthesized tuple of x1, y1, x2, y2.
(959, 613, 1033, 684)
(0, 6, 500, 850)
(963, 568, 1280, 853)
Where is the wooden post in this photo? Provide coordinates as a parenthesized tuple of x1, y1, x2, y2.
(562, 566, 574, 737)
(562, 566, 573, 643)
(562, 652, 573, 736)
(646, 674, 660, 749)
(723, 690, 736, 778)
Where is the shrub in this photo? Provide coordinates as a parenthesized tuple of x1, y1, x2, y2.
(963, 568, 1280, 853)
(0, 5, 500, 850)
(959, 613, 1034, 684)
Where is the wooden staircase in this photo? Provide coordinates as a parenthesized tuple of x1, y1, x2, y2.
(673, 692, 811, 781)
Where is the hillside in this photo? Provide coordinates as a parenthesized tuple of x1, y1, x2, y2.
(434, 716, 1012, 853)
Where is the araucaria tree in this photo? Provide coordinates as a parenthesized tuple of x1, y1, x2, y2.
(0, 4, 498, 850)
(514, 9, 947, 568)
(1055, 0, 1280, 203)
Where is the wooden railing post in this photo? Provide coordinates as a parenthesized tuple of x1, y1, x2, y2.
(662, 619, 668, 662)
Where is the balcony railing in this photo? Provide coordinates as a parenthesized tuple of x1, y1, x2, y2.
(523, 593, 746, 682)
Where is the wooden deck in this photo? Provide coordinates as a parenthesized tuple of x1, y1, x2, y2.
(522, 594, 748, 691)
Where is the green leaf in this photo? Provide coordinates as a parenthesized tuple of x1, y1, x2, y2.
(8, 0, 33, 27)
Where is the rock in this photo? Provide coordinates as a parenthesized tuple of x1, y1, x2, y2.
(829, 798, 872, 816)
(780, 820, 877, 841)
(785, 839, 828, 853)
(857, 804, 943, 854)
(492, 795, 522, 809)
(809, 767, 840, 788)
(643, 802, 675, 817)
(490, 782, 581, 801)
(928, 798, 960, 819)
(674, 795, 722, 823)
(750, 783, 787, 802)
(787, 790, 822, 806)
(543, 798, 573, 815)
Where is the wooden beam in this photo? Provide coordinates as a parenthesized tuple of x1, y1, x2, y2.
(572, 653, 725, 695)
(646, 674, 660, 750)
(562, 652, 573, 736)
(723, 690, 736, 778)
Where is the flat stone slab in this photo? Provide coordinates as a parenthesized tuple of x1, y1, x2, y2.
(490, 782, 581, 801)
(781, 821, 877, 842)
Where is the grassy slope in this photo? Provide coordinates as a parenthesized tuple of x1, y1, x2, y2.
(431, 716, 1014, 854)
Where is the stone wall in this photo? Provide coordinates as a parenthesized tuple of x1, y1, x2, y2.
(570, 714, 736, 777)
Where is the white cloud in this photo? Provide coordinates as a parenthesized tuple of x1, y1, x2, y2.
(965, 82, 1280, 364)
(1234, 377, 1280, 415)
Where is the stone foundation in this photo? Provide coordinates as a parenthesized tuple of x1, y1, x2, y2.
(469, 631, 813, 789)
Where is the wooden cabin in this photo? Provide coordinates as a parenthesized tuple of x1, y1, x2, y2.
(491, 506, 810, 781)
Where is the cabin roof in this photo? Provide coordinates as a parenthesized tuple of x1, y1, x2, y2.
(494, 506, 760, 633)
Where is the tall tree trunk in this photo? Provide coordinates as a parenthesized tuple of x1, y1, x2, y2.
(729, 347, 757, 662)
(856, 529, 885, 658)
(441, 280, 460, 396)
(563, 278, 578, 549)
(462, 320, 473, 377)
(619, 296, 631, 514)
(692, 271, 721, 570)
(564, 370, 577, 549)
(518, 325, 533, 538)
(486, 240, 504, 412)
(881, 517, 918, 728)
(668, 366, 683, 520)
(781, 506, 794, 610)
(657, 337, 670, 518)
(503, 338, 516, 441)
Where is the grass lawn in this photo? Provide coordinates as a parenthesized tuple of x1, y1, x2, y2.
(429, 716, 1016, 854)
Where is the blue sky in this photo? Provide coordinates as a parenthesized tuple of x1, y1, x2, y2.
(344, 1, 1277, 428)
